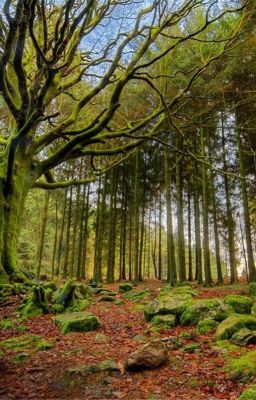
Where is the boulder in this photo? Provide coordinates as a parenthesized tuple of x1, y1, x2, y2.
(144, 295, 192, 322)
(119, 283, 133, 293)
(126, 340, 168, 370)
(55, 312, 101, 334)
(224, 295, 253, 314)
(180, 298, 232, 325)
(123, 290, 149, 301)
(238, 385, 256, 400)
(151, 314, 176, 328)
(230, 328, 256, 346)
(196, 318, 218, 334)
(226, 350, 256, 382)
(97, 295, 116, 302)
(216, 314, 256, 340)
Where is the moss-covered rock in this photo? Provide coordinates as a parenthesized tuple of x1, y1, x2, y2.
(42, 281, 58, 292)
(97, 290, 117, 297)
(183, 343, 200, 353)
(159, 285, 198, 298)
(249, 283, 256, 297)
(226, 350, 256, 382)
(66, 299, 91, 312)
(224, 295, 253, 314)
(97, 295, 116, 302)
(216, 314, 256, 340)
(53, 280, 76, 308)
(238, 385, 256, 399)
(0, 334, 54, 352)
(63, 359, 119, 385)
(0, 283, 25, 299)
(53, 281, 92, 313)
(230, 328, 256, 346)
(180, 299, 232, 326)
(55, 312, 101, 334)
(123, 290, 149, 301)
(0, 319, 14, 330)
(196, 318, 218, 334)
(151, 314, 176, 328)
(144, 295, 192, 322)
(17, 286, 48, 318)
(11, 352, 30, 364)
(119, 283, 133, 293)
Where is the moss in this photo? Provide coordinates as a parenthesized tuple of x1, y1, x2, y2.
(97, 295, 116, 302)
(55, 312, 101, 334)
(11, 352, 30, 364)
(0, 284, 15, 299)
(196, 318, 218, 334)
(0, 319, 14, 329)
(226, 350, 256, 382)
(114, 299, 124, 305)
(238, 385, 256, 399)
(119, 283, 133, 293)
(214, 340, 240, 353)
(98, 290, 117, 297)
(53, 280, 75, 308)
(180, 299, 232, 326)
(66, 299, 91, 312)
(63, 359, 119, 385)
(123, 290, 149, 301)
(42, 281, 58, 292)
(180, 331, 196, 340)
(151, 314, 176, 328)
(249, 283, 256, 297)
(0, 334, 54, 352)
(144, 296, 192, 322)
(17, 285, 48, 318)
(183, 343, 200, 353)
(230, 328, 256, 346)
(216, 314, 256, 340)
(224, 295, 253, 314)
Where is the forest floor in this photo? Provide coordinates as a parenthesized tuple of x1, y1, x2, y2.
(0, 280, 253, 400)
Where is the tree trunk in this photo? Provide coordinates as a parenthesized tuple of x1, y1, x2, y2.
(176, 135, 186, 282)
(36, 190, 50, 279)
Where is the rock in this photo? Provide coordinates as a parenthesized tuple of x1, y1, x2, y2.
(52, 281, 92, 313)
(180, 299, 232, 325)
(224, 295, 253, 314)
(63, 359, 119, 382)
(123, 290, 149, 301)
(238, 384, 256, 400)
(151, 314, 176, 328)
(159, 285, 198, 298)
(97, 290, 118, 297)
(144, 295, 192, 322)
(114, 299, 124, 305)
(183, 343, 200, 353)
(230, 328, 256, 346)
(126, 340, 168, 370)
(216, 314, 256, 340)
(249, 283, 256, 297)
(196, 318, 218, 334)
(55, 312, 101, 334)
(119, 283, 133, 293)
(0, 334, 54, 352)
(133, 335, 148, 342)
(226, 350, 256, 382)
(97, 295, 116, 302)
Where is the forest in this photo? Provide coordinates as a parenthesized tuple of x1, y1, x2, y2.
(0, 0, 256, 399)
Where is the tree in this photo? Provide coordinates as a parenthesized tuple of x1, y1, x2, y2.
(0, 0, 246, 282)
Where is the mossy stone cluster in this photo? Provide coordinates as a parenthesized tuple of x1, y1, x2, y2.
(119, 283, 133, 293)
(151, 314, 176, 328)
(0, 334, 54, 352)
(123, 289, 149, 301)
(216, 314, 256, 340)
(55, 312, 101, 334)
(180, 298, 232, 326)
(224, 295, 253, 314)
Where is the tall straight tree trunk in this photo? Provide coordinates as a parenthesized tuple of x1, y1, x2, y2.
(209, 166, 223, 284)
(107, 169, 118, 283)
(70, 185, 81, 278)
(36, 191, 50, 279)
(81, 183, 90, 280)
(158, 194, 162, 280)
(194, 167, 203, 284)
(164, 148, 177, 285)
(139, 200, 145, 281)
(200, 129, 212, 286)
(51, 193, 59, 278)
(221, 118, 237, 283)
(121, 200, 127, 280)
(128, 209, 133, 281)
(152, 197, 158, 279)
(176, 135, 186, 282)
(236, 126, 256, 282)
(187, 184, 193, 282)
(93, 178, 102, 281)
(55, 189, 68, 276)
(133, 150, 140, 282)
(63, 185, 73, 279)
(76, 184, 86, 280)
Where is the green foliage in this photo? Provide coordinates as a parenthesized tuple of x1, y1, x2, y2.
(238, 385, 256, 400)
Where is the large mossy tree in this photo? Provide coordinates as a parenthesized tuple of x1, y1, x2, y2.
(0, 0, 248, 282)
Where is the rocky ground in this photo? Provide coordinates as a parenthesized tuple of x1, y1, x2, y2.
(1, 280, 256, 400)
